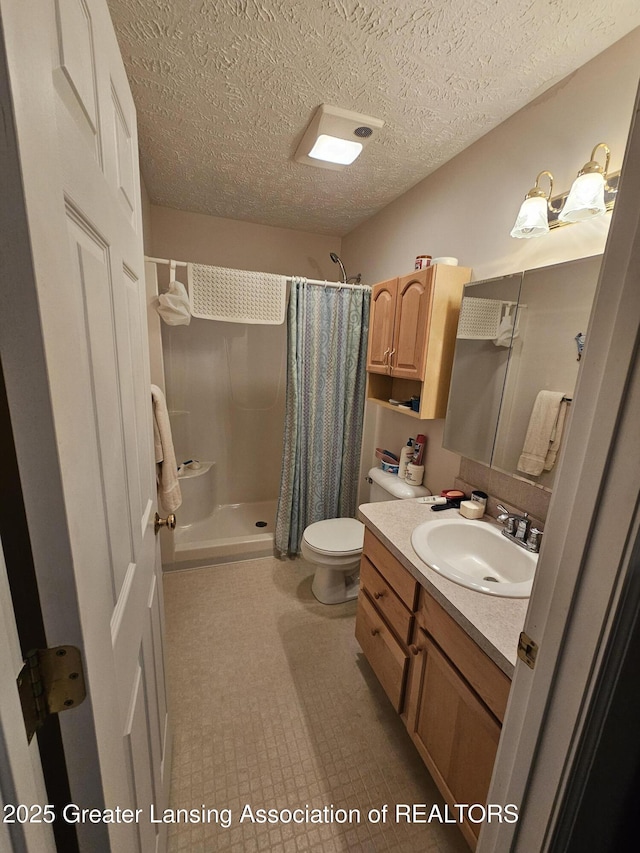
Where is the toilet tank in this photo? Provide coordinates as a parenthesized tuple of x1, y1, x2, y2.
(367, 467, 429, 501)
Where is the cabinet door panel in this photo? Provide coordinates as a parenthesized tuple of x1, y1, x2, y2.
(392, 270, 432, 379)
(411, 633, 501, 841)
(418, 588, 511, 722)
(366, 278, 397, 373)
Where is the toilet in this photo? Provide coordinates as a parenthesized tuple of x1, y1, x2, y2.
(301, 467, 429, 604)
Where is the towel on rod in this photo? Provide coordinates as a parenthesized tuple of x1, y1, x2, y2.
(517, 391, 568, 476)
(151, 384, 182, 513)
(543, 396, 568, 472)
(188, 262, 287, 324)
(493, 304, 519, 347)
(155, 259, 191, 326)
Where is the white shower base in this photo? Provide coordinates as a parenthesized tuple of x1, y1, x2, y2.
(172, 499, 277, 567)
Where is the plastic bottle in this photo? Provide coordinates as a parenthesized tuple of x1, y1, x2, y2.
(398, 439, 414, 479)
(412, 434, 427, 466)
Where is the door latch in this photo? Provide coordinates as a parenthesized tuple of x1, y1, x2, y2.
(517, 631, 539, 669)
(17, 646, 87, 743)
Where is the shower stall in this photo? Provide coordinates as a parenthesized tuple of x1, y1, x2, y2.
(152, 253, 365, 569)
(162, 316, 286, 567)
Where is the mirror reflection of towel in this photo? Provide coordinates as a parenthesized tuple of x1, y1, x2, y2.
(517, 391, 567, 476)
(493, 305, 519, 347)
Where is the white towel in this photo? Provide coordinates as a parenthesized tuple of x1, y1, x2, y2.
(517, 391, 567, 476)
(543, 396, 568, 471)
(493, 305, 519, 347)
(151, 385, 182, 513)
(188, 263, 287, 324)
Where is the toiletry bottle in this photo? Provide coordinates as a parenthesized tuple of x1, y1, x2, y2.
(398, 439, 414, 479)
(412, 434, 427, 466)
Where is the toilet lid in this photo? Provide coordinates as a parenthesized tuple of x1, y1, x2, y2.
(303, 518, 365, 556)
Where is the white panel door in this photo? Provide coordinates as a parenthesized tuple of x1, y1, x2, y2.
(0, 1, 171, 851)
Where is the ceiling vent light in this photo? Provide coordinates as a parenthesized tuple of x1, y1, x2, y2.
(295, 104, 384, 170)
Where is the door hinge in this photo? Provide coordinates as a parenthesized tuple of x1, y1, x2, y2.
(517, 632, 539, 669)
(17, 646, 87, 743)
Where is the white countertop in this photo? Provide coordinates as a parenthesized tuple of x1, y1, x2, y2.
(357, 500, 530, 677)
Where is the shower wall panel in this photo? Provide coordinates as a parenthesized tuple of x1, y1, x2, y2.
(163, 318, 286, 506)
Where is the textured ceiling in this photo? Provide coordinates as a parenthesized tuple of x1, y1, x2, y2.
(107, 1, 640, 236)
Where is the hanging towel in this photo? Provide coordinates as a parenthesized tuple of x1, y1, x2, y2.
(493, 305, 519, 347)
(155, 260, 191, 326)
(543, 396, 568, 471)
(151, 385, 182, 513)
(517, 391, 567, 476)
(188, 262, 287, 324)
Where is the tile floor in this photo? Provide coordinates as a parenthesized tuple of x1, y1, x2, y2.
(163, 556, 469, 853)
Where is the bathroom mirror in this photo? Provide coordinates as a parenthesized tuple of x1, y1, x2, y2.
(443, 255, 602, 489)
(443, 273, 523, 466)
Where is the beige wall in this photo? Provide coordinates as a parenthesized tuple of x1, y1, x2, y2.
(149, 206, 340, 280)
(344, 28, 640, 503)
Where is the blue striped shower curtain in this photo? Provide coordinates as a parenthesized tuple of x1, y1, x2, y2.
(275, 279, 370, 555)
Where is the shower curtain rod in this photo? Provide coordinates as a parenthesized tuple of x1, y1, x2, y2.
(145, 256, 371, 291)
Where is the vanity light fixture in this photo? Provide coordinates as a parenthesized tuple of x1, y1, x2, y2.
(510, 170, 560, 239)
(510, 143, 619, 238)
(558, 142, 611, 223)
(294, 104, 384, 170)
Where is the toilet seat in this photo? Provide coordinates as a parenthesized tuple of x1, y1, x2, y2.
(302, 518, 364, 557)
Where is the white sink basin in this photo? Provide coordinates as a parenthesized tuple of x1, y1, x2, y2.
(411, 518, 537, 598)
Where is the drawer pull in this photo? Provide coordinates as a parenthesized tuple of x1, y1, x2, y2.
(373, 591, 385, 600)
(409, 644, 422, 655)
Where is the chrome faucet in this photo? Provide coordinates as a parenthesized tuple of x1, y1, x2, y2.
(496, 505, 543, 553)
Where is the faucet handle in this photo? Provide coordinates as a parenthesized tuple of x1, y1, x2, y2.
(526, 527, 544, 553)
(515, 513, 530, 541)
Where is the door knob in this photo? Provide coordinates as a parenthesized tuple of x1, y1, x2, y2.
(154, 512, 176, 535)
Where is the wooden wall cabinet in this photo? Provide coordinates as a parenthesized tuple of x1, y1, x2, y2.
(355, 530, 512, 850)
(366, 264, 471, 419)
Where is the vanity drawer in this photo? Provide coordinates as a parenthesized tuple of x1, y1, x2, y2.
(356, 589, 408, 713)
(363, 528, 418, 611)
(360, 556, 413, 644)
(417, 588, 511, 722)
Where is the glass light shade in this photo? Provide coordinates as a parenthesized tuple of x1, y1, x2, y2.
(558, 172, 606, 222)
(510, 195, 549, 239)
(308, 134, 363, 165)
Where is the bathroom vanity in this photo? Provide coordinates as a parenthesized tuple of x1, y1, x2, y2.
(355, 501, 527, 849)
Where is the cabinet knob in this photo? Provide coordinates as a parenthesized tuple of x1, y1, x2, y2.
(409, 644, 421, 655)
(373, 591, 384, 600)
(371, 628, 379, 636)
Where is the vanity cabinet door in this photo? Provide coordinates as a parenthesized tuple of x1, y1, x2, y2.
(391, 269, 432, 379)
(366, 277, 397, 374)
(408, 631, 501, 847)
